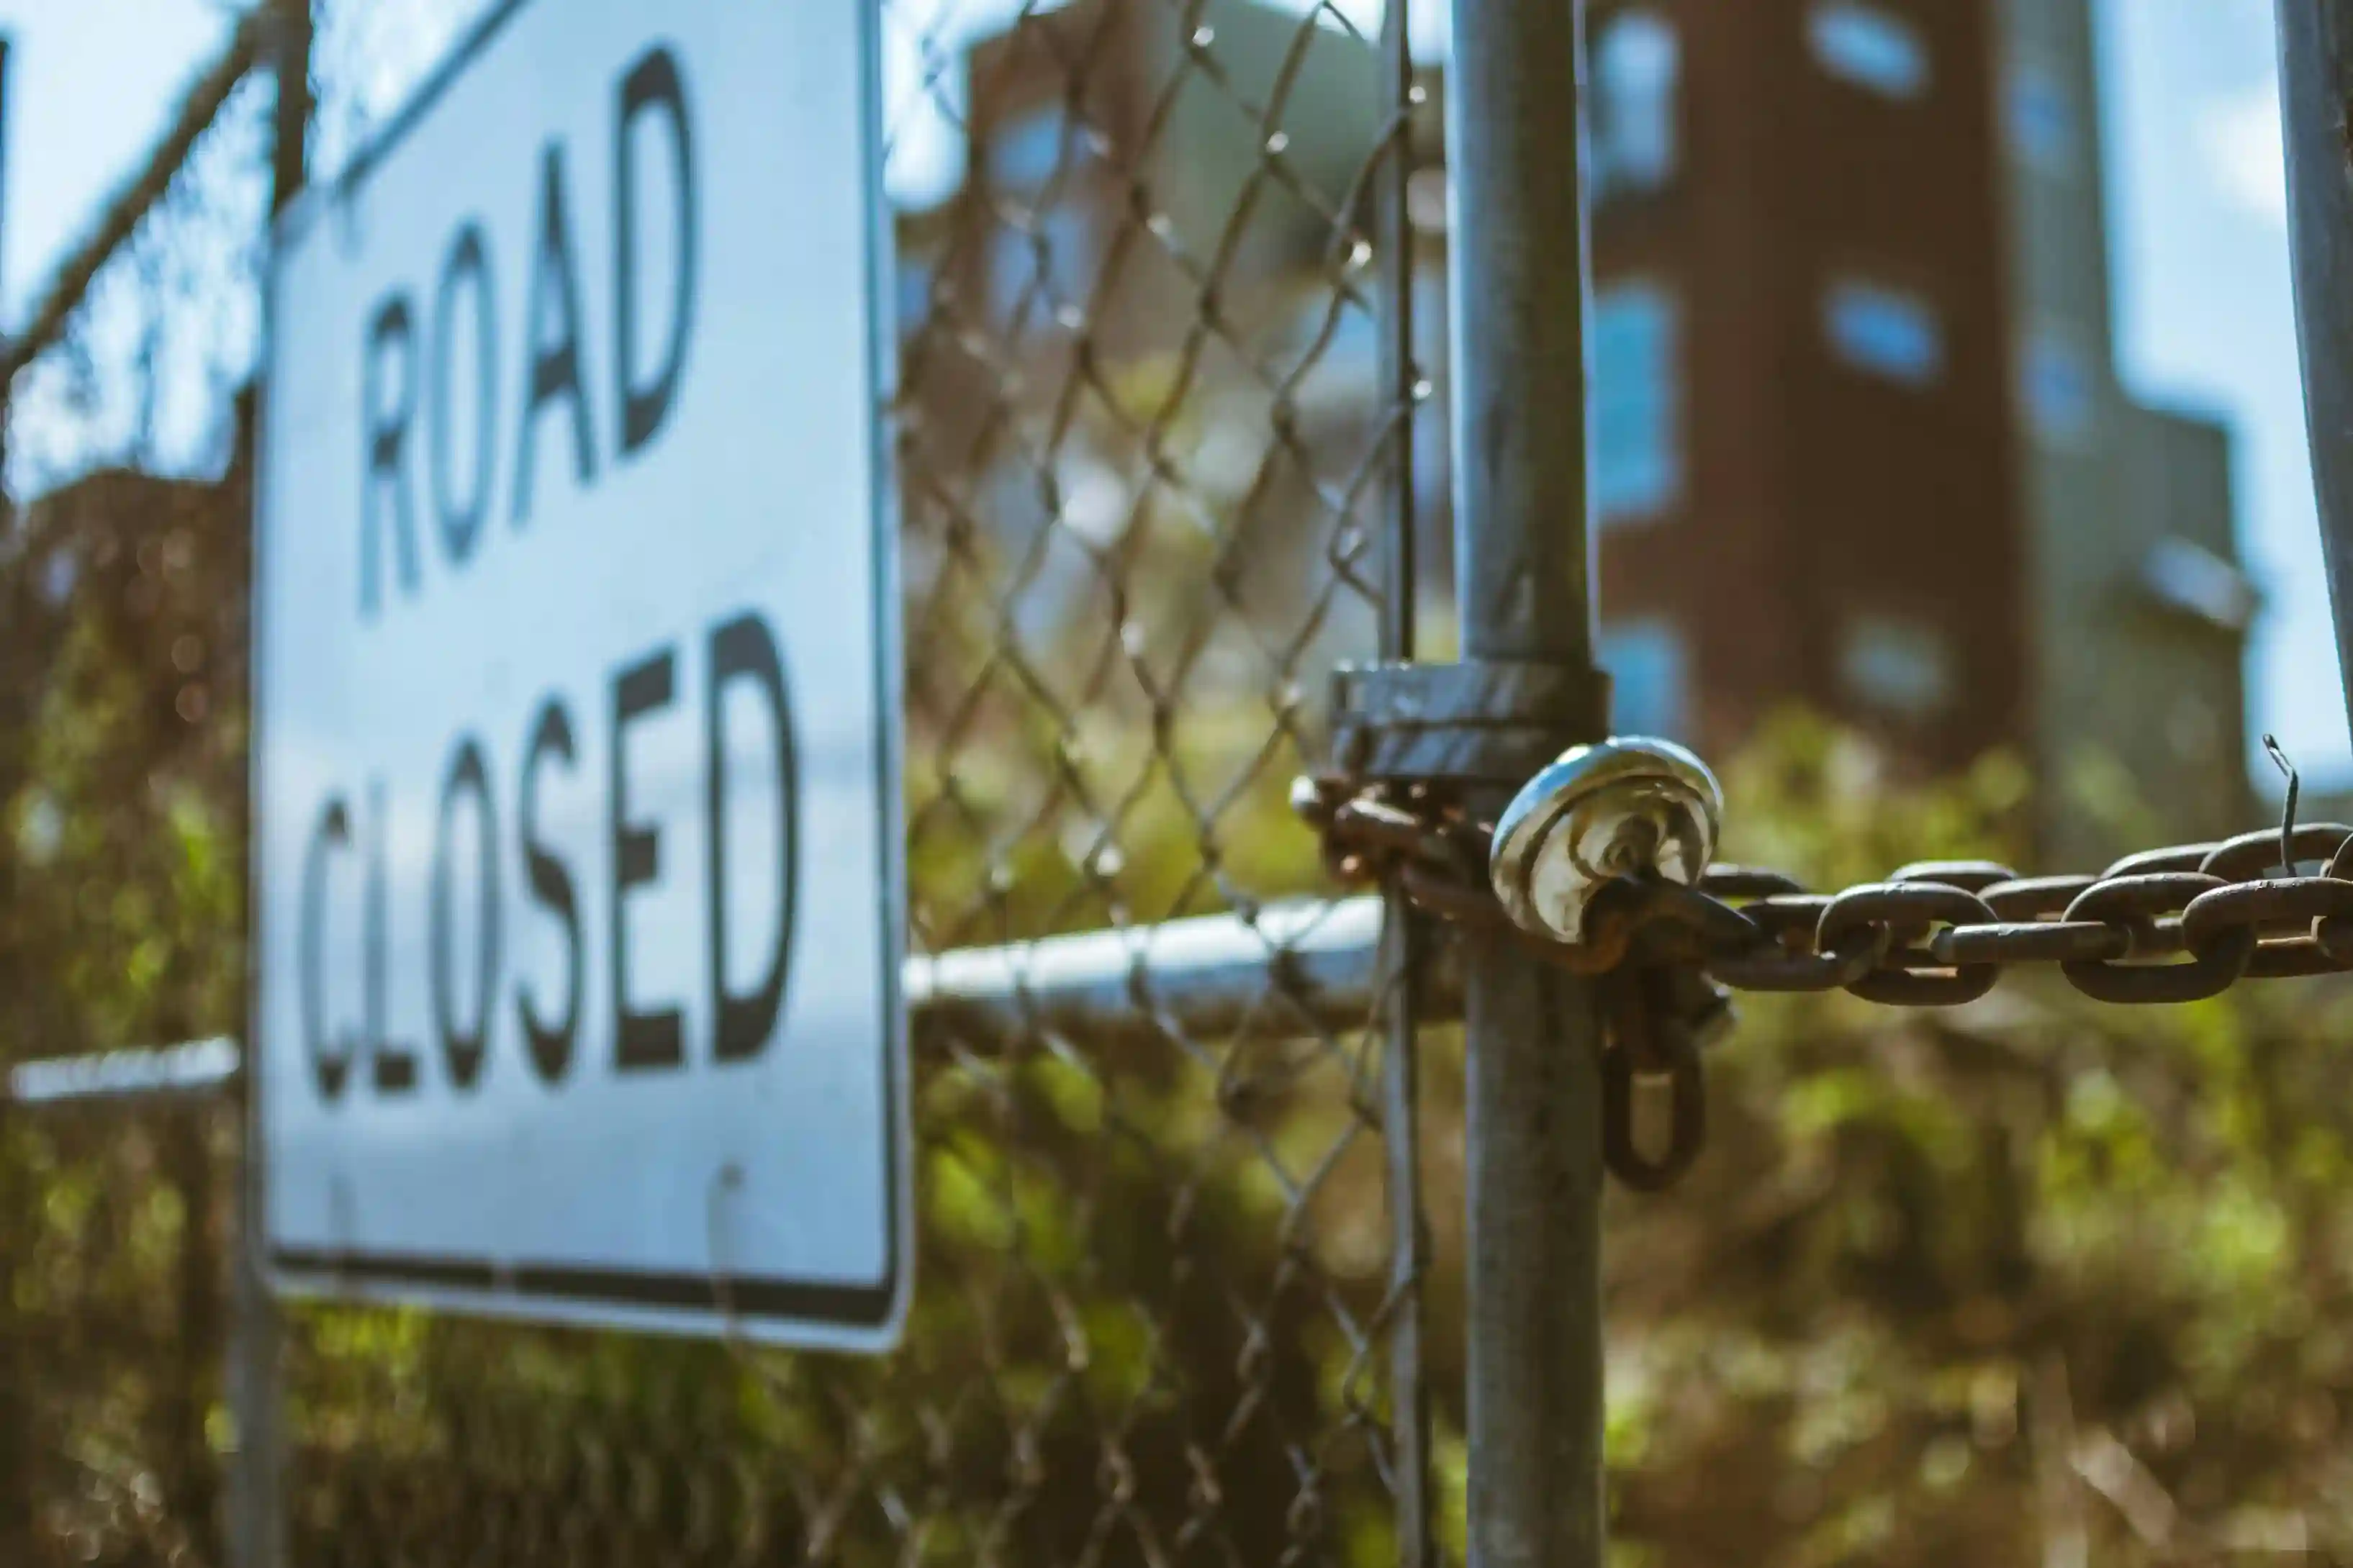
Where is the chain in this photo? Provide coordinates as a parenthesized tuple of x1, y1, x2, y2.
(1296, 769, 2353, 1189)
(1295, 774, 2353, 1005)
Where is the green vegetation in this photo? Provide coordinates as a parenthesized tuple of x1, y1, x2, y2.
(4, 478, 2351, 1565)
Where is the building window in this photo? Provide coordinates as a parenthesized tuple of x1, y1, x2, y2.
(989, 209, 1094, 321)
(1594, 281, 1682, 522)
(1406, 167, 1450, 234)
(1602, 619, 1689, 739)
(2006, 60, 2078, 174)
(39, 550, 78, 605)
(2141, 538, 2259, 634)
(988, 106, 1074, 193)
(1412, 266, 1453, 521)
(1807, 1, 1930, 101)
(1840, 615, 1954, 719)
(896, 257, 935, 341)
(1593, 11, 1681, 198)
(2020, 327, 2097, 445)
(1823, 276, 1944, 386)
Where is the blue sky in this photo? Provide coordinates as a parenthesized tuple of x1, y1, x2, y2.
(1, 0, 2338, 784)
(0, 0, 232, 309)
(2094, 0, 2343, 784)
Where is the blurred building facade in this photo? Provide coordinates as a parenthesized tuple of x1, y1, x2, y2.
(1530, 0, 2256, 853)
(907, 0, 2257, 855)
(1989, 0, 2257, 850)
(897, 0, 1392, 710)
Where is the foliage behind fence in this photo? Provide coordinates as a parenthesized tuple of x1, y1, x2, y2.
(6, 1, 1429, 1563)
(11, 4, 2353, 1567)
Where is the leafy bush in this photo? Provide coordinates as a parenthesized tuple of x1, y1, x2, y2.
(5, 475, 2349, 1564)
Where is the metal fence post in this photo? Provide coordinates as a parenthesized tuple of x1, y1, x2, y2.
(1377, 3, 1434, 1564)
(227, 1110, 286, 1568)
(0, 1105, 31, 1568)
(165, 1098, 227, 1563)
(227, 9, 310, 1567)
(2275, 0, 2353, 728)
(1445, 0, 1609, 1564)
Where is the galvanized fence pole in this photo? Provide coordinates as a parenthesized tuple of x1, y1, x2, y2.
(1445, 0, 1610, 1564)
(0, 1107, 30, 1568)
(227, 9, 310, 1567)
(1378, 0, 1435, 1562)
(2275, 0, 2353, 733)
(226, 1070, 286, 1568)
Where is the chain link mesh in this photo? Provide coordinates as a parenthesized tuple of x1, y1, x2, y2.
(0, 47, 268, 1563)
(2, 2, 1437, 1563)
(18, 6, 2353, 1565)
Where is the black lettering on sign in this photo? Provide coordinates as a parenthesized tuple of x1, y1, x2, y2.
(518, 699, 584, 1085)
(302, 626, 805, 1097)
(361, 298, 423, 617)
(430, 738, 501, 1092)
(299, 797, 356, 1102)
(365, 779, 422, 1095)
(430, 223, 499, 566)
(611, 648, 684, 1071)
(706, 613, 795, 1064)
(350, 41, 705, 617)
(615, 45, 696, 458)
(514, 143, 597, 526)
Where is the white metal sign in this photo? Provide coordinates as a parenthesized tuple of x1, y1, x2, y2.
(255, 0, 905, 1347)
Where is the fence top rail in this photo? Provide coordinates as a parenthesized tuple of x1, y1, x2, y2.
(4, 899, 1392, 1112)
(0, 0, 282, 390)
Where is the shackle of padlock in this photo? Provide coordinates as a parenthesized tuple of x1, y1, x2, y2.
(1488, 737, 1724, 944)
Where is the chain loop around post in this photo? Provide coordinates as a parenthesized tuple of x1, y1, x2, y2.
(1297, 769, 2353, 1012)
(1296, 739, 2353, 1193)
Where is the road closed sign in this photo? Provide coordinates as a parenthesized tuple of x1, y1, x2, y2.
(255, 0, 905, 1347)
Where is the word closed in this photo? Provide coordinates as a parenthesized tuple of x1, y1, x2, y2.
(298, 612, 795, 1102)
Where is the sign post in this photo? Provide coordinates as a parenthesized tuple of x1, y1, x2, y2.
(254, 0, 907, 1349)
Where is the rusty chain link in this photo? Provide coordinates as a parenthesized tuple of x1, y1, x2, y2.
(1296, 760, 2353, 1193)
(1295, 773, 2353, 1009)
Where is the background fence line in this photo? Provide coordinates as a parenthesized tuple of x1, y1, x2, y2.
(0, 0, 282, 394)
(29, 4, 2348, 1564)
(3, 0, 1446, 1562)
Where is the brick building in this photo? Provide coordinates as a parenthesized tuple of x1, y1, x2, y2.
(911, 0, 2257, 851)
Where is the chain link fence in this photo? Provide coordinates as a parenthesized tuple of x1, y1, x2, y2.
(282, 0, 1432, 1560)
(0, 9, 273, 1560)
(21, 4, 2353, 1566)
(2, 1, 1445, 1563)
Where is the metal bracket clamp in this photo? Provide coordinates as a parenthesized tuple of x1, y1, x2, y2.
(1329, 661, 1614, 786)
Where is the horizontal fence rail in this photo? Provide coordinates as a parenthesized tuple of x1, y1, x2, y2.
(6, 1036, 243, 1108)
(7, 899, 1409, 1111)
